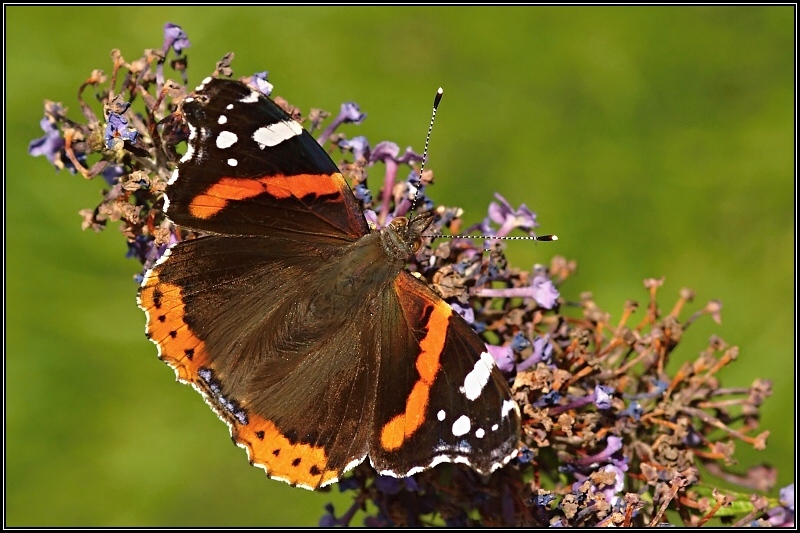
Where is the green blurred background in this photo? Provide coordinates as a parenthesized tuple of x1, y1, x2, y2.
(7, 6, 794, 526)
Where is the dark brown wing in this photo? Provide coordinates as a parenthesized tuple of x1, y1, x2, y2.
(368, 272, 521, 477)
(138, 235, 377, 489)
(165, 77, 368, 241)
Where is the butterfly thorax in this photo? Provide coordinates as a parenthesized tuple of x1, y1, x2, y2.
(316, 212, 434, 312)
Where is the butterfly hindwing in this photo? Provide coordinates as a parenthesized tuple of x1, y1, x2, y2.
(138, 234, 379, 489)
(369, 272, 520, 476)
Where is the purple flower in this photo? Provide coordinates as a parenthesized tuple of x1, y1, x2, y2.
(531, 493, 556, 507)
(105, 109, 138, 149)
(29, 117, 64, 166)
(532, 390, 563, 407)
(599, 465, 626, 506)
(531, 275, 560, 309)
(352, 182, 373, 205)
(338, 135, 371, 162)
(485, 343, 515, 373)
(518, 334, 553, 371)
(370, 140, 400, 163)
(369, 141, 422, 227)
(250, 71, 273, 96)
(338, 101, 366, 124)
(363, 208, 382, 227)
(510, 332, 531, 352)
(486, 193, 538, 237)
(101, 164, 126, 186)
(620, 400, 644, 421)
(682, 425, 704, 447)
(163, 22, 190, 54)
(374, 475, 403, 494)
(403, 476, 421, 493)
(780, 484, 794, 512)
(29, 114, 86, 174)
(133, 234, 174, 284)
(517, 446, 535, 464)
(126, 235, 152, 264)
(335, 475, 360, 492)
(574, 436, 624, 467)
(450, 302, 475, 324)
(466, 218, 496, 237)
(318, 503, 337, 527)
(317, 101, 366, 144)
(132, 232, 179, 284)
(475, 273, 560, 310)
(767, 483, 795, 527)
(550, 384, 614, 415)
(593, 385, 614, 410)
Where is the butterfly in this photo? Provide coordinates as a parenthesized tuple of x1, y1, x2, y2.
(137, 77, 521, 490)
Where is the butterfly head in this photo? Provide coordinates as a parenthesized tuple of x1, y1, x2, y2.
(381, 211, 434, 260)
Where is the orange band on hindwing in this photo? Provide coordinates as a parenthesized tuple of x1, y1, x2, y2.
(233, 414, 339, 489)
(380, 298, 451, 452)
(138, 275, 210, 381)
(138, 270, 340, 489)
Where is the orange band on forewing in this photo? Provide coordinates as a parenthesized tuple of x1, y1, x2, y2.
(380, 299, 451, 451)
(188, 172, 346, 219)
(140, 273, 340, 488)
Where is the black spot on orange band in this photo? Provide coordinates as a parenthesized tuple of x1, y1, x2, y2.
(139, 275, 210, 382)
(233, 413, 339, 489)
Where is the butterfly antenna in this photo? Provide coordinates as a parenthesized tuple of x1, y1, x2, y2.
(411, 87, 444, 212)
(416, 88, 557, 244)
(433, 233, 559, 242)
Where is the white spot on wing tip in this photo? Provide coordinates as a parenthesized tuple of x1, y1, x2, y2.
(437, 410, 446, 421)
(218, 115, 227, 125)
(253, 120, 303, 149)
(195, 76, 213, 91)
(227, 158, 238, 167)
(240, 90, 260, 103)
(216, 130, 238, 149)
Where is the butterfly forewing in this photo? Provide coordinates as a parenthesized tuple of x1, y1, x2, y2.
(167, 77, 368, 240)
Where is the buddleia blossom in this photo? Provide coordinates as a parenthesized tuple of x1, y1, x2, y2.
(30, 23, 783, 527)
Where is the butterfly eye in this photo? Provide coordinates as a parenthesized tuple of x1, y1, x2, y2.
(388, 217, 407, 231)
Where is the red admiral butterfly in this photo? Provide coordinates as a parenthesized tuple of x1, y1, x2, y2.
(137, 77, 521, 490)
